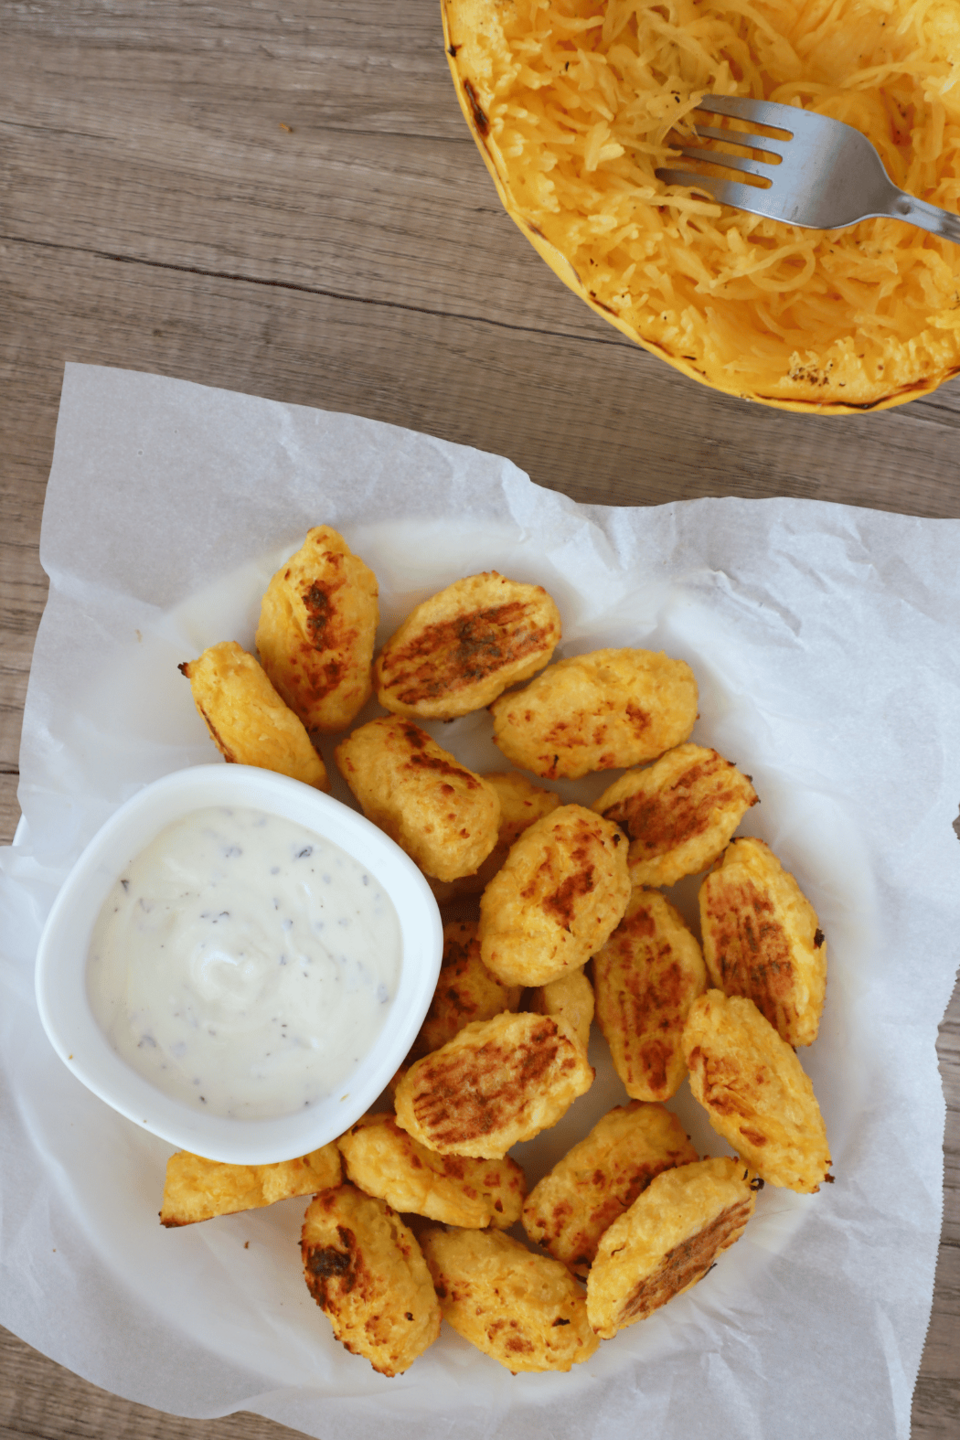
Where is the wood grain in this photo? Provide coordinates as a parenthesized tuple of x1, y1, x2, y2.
(1, 2, 958, 1437)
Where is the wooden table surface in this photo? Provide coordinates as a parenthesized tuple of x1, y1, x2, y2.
(1, 3, 958, 1436)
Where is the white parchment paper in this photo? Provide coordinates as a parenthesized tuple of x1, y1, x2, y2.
(1, 363, 959, 1440)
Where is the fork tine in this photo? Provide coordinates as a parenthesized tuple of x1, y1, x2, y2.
(694, 94, 798, 134)
(654, 168, 788, 222)
(670, 145, 774, 182)
(660, 93, 960, 240)
(655, 167, 720, 194)
(692, 124, 787, 160)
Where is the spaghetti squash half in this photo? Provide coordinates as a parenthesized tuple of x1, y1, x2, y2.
(442, 0, 960, 412)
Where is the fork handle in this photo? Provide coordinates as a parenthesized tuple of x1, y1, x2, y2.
(887, 189, 960, 246)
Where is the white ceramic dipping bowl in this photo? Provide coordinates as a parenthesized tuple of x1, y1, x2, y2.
(35, 764, 443, 1165)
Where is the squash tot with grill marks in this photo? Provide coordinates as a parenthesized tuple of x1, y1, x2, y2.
(478, 803, 631, 988)
(337, 1112, 526, 1229)
(375, 571, 561, 720)
(256, 526, 378, 736)
(593, 744, 757, 887)
(335, 716, 501, 883)
(521, 1101, 698, 1274)
(699, 836, 827, 1048)
(394, 1012, 593, 1159)
(490, 648, 698, 780)
(593, 886, 707, 1102)
(682, 990, 832, 1193)
(586, 1157, 758, 1338)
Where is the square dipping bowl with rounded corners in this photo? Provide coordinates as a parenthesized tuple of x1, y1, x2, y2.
(35, 764, 443, 1165)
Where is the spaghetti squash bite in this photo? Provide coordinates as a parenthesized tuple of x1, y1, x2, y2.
(301, 1185, 441, 1376)
(593, 886, 708, 1102)
(179, 641, 329, 790)
(593, 744, 758, 887)
(698, 836, 827, 1048)
(394, 1012, 594, 1159)
(683, 990, 832, 1193)
(256, 525, 379, 736)
(521, 1101, 698, 1274)
(375, 571, 561, 719)
(160, 1144, 341, 1227)
(478, 803, 631, 987)
(490, 648, 698, 780)
(420, 1227, 599, 1372)
(335, 716, 501, 882)
(337, 1112, 527, 1229)
(586, 1157, 758, 1338)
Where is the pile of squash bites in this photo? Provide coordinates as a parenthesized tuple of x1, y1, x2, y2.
(165, 525, 832, 1377)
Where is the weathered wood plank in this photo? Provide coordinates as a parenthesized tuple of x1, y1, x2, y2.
(0, 1325, 303, 1440)
(3, 5, 960, 451)
(913, 1239, 960, 1438)
(4, 236, 960, 523)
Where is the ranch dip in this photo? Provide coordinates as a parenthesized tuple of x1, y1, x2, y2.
(86, 805, 402, 1120)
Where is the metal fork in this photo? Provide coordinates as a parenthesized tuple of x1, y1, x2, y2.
(656, 95, 960, 244)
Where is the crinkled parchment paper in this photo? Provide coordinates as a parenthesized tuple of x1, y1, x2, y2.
(1, 364, 958, 1440)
